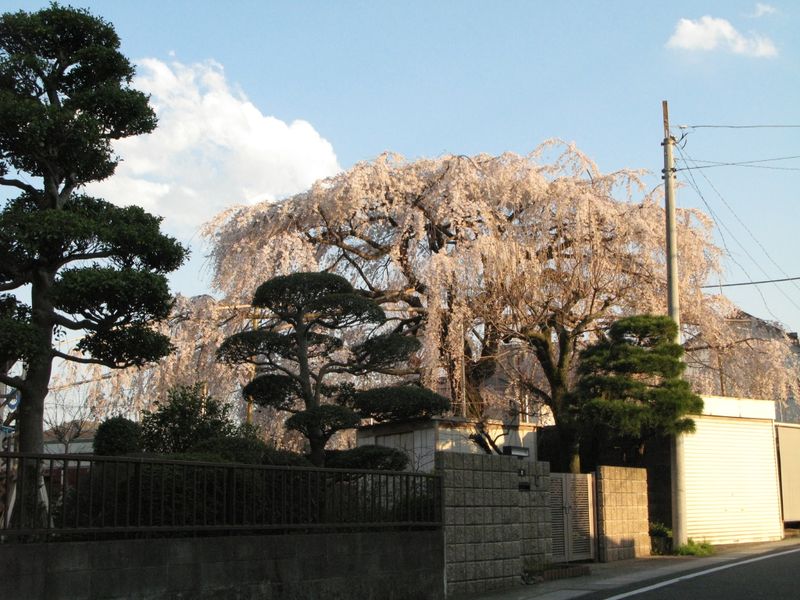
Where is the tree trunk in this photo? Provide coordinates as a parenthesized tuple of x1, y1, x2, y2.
(19, 269, 56, 454)
(555, 425, 581, 474)
(16, 386, 46, 454)
(308, 435, 326, 468)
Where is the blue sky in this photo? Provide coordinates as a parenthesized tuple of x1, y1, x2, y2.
(4, 1, 800, 332)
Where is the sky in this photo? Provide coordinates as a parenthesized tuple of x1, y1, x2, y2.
(4, 0, 800, 332)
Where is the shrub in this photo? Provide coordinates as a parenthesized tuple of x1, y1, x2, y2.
(649, 521, 672, 538)
(93, 417, 142, 456)
(141, 384, 236, 454)
(325, 445, 409, 471)
(353, 386, 450, 422)
(261, 448, 312, 467)
(190, 431, 268, 465)
(676, 539, 714, 556)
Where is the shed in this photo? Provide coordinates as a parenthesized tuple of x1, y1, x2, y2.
(356, 417, 537, 472)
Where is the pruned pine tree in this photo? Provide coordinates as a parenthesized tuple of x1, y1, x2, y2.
(0, 4, 186, 453)
(572, 315, 703, 469)
(217, 272, 448, 466)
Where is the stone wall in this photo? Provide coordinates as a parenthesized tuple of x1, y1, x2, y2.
(595, 465, 650, 562)
(436, 452, 551, 597)
(0, 530, 444, 600)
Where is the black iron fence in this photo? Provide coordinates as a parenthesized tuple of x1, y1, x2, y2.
(0, 452, 441, 540)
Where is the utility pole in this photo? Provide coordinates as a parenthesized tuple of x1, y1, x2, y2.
(663, 100, 688, 549)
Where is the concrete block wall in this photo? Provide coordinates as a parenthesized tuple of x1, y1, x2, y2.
(596, 465, 650, 562)
(436, 452, 551, 597)
(0, 530, 444, 600)
(519, 460, 552, 572)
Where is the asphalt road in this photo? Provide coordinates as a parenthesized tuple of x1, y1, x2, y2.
(581, 547, 800, 600)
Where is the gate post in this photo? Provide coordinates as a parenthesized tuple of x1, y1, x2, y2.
(595, 466, 649, 562)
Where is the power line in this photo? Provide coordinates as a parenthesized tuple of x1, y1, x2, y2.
(673, 144, 800, 320)
(679, 146, 800, 300)
(683, 124, 800, 129)
(702, 276, 800, 289)
(676, 155, 800, 172)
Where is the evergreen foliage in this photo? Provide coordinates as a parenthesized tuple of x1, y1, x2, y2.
(217, 272, 449, 466)
(93, 416, 142, 456)
(0, 4, 186, 453)
(572, 315, 704, 465)
(325, 445, 410, 471)
(141, 385, 237, 454)
(354, 386, 451, 422)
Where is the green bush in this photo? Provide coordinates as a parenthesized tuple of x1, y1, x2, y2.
(649, 521, 672, 538)
(93, 417, 142, 456)
(186, 424, 310, 466)
(325, 445, 409, 471)
(261, 448, 312, 467)
(353, 386, 450, 422)
(190, 432, 267, 464)
(676, 539, 714, 556)
(141, 385, 236, 454)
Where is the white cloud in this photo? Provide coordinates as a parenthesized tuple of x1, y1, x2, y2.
(751, 3, 777, 18)
(666, 15, 778, 58)
(88, 59, 341, 238)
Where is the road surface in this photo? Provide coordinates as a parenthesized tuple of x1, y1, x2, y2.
(582, 547, 800, 600)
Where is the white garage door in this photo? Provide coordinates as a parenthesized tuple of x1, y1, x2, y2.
(684, 415, 783, 545)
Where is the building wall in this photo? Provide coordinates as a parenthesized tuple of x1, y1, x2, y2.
(595, 466, 650, 562)
(436, 452, 551, 597)
(0, 530, 444, 600)
(777, 424, 800, 522)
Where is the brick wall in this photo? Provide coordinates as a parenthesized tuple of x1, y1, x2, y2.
(436, 452, 551, 597)
(0, 530, 444, 600)
(595, 465, 650, 562)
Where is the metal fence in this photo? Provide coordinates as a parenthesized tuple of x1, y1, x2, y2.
(0, 452, 442, 540)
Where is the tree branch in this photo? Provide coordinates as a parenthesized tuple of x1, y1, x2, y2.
(0, 278, 29, 292)
(0, 177, 37, 194)
(52, 349, 121, 367)
(0, 372, 25, 390)
(52, 312, 95, 331)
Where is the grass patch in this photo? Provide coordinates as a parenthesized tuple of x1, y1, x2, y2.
(675, 538, 714, 557)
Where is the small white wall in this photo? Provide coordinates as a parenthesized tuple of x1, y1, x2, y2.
(357, 419, 538, 472)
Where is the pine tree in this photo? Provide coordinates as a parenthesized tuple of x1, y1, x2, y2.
(571, 315, 703, 468)
(217, 272, 448, 466)
(0, 4, 186, 453)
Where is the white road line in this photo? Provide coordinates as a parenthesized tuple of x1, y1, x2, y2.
(602, 547, 800, 600)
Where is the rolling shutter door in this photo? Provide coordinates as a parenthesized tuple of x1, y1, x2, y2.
(684, 416, 783, 544)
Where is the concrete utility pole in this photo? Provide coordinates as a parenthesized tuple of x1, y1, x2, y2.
(662, 100, 688, 549)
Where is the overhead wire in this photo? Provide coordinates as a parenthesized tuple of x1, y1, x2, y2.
(678, 144, 800, 304)
(701, 276, 800, 289)
(672, 141, 794, 322)
(675, 143, 800, 318)
(676, 154, 800, 172)
(683, 124, 800, 129)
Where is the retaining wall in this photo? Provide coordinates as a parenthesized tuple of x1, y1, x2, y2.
(0, 529, 444, 600)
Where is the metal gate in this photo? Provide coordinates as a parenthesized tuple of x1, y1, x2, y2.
(550, 473, 596, 562)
